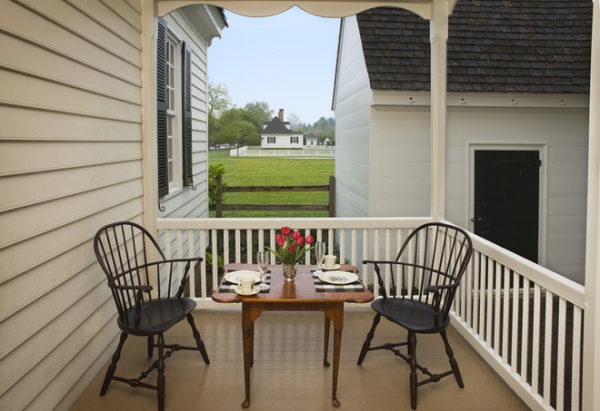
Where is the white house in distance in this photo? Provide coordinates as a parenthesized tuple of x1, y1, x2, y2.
(260, 108, 304, 148)
(305, 132, 319, 146)
(333, 2, 592, 285)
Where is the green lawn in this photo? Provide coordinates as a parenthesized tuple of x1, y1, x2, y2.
(208, 149, 335, 218)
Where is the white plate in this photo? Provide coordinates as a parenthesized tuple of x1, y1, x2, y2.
(224, 270, 262, 285)
(323, 264, 341, 271)
(235, 285, 261, 296)
(318, 271, 359, 285)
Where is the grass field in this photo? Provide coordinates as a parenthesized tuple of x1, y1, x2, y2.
(208, 149, 335, 218)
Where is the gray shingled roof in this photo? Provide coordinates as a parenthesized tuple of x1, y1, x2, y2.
(262, 116, 294, 134)
(357, 0, 592, 93)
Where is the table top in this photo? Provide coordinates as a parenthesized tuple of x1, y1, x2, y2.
(212, 263, 374, 304)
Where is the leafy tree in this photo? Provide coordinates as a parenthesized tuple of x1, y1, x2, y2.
(244, 101, 273, 130)
(212, 108, 260, 146)
(208, 82, 232, 118)
(208, 82, 232, 147)
(287, 112, 304, 131)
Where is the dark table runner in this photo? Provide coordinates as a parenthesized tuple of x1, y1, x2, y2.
(217, 268, 365, 293)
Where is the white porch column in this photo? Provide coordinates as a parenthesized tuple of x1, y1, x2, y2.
(583, 1, 600, 410)
(430, 0, 449, 220)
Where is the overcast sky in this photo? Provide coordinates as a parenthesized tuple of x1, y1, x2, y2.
(208, 8, 341, 125)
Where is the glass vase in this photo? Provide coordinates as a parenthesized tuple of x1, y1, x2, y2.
(282, 263, 297, 282)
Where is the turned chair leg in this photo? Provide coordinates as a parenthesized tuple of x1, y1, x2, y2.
(408, 332, 418, 410)
(187, 313, 210, 364)
(147, 335, 154, 358)
(157, 333, 166, 411)
(441, 330, 464, 388)
(357, 314, 381, 365)
(100, 332, 128, 396)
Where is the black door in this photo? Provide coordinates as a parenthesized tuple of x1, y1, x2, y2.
(473, 150, 540, 263)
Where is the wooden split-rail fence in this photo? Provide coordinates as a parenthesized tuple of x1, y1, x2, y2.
(211, 175, 335, 217)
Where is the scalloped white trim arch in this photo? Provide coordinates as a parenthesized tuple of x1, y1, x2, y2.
(158, 0, 457, 19)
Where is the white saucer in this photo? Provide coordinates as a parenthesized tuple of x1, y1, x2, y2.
(235, 285, 260, 296)
(323, 264, 341, 271)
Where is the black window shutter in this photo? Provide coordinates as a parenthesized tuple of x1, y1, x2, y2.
(182, 43, 193, 187)
(156, 18, 169, 197)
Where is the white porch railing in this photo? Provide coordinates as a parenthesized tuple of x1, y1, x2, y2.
(156, 217, 584, 411)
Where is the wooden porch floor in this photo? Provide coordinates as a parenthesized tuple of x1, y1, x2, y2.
(70, 310, 530, 411)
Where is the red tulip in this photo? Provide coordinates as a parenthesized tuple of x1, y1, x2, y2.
(287, 244, 296, 253)
(305, 235, 314, 244)
(292, 230, 301, 240)
(295, 237, 304, 246)
(281, 226, 291, 236)
(276, 234, 285, 247)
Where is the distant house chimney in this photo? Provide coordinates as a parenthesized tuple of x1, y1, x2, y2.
(278, 109, 284, 122)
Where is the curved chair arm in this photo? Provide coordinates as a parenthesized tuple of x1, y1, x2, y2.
(117, 257, 202, 299)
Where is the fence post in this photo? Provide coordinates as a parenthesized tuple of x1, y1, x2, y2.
(329, 175, 336, 217)
(216, 175, 223, 218)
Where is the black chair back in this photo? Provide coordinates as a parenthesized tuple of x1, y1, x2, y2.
(371, 222, 473, 325)
(94, 221, 188, 327)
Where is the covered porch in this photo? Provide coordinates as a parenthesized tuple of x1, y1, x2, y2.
(76, 217, 585, 410)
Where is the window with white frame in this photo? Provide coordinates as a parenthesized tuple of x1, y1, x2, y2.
(166, 30, 182, 189)
(157, 18, 193, 200)
(291, 136, 299, 144)
(267, 136, 276, 144)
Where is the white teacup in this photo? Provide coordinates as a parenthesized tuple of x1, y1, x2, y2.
(240, 276, 255, 293)
(323, 255, 337, 270)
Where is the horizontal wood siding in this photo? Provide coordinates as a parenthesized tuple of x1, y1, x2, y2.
(333, 16, 372, 217)
(370, 102, 432, 217)
(0, 0, 143, 410)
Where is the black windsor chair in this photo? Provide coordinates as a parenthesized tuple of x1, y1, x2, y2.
(357, 222, 473, 409)
(94, 221, 210, 411)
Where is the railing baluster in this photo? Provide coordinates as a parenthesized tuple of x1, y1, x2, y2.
(543, 289, 554, 407)
(556, 297, 566, 411)
(571, 306, 582, 411)
(510, 270, 520, 374)
(494, 261, 502, 356)
(531, 284, 541, 395)
(486, 257, 494, 346)
(520, 278, 530, 385)
(501, 266, 510, 364)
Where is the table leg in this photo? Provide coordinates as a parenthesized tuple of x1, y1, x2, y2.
(323, 315, 330, 367)
(241, 304, 253, 408)
(326, 304, 344, 407)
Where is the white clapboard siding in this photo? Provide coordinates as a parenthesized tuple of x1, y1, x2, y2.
(0, 0, 144, 410)
(0, 162, 143, 212)
(333, 16, 373, 217)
